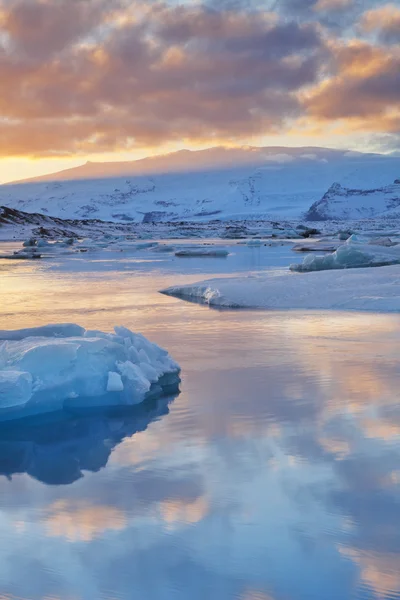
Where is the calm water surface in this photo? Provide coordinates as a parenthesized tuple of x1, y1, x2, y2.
(0, 242, 399, 600)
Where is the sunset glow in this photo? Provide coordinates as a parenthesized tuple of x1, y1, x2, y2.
(0, 0, 399, 182)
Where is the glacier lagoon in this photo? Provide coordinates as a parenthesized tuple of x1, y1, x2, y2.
(0, 240, 400, 600)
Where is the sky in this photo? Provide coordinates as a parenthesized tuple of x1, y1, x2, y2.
(0, 0, 399, 182)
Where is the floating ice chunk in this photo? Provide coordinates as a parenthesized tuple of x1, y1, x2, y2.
(36, 239, 51, 247)
(23, 238, 37, 247)
(111, 241, 160, 252)
(107, 371, 124, 392)
(0, 324, 180, 419)
(292, 241, 340, 253)
(290, 239, 400, 273)
(161, 267, 400, 312)
(175, 247, 229, 257)
(368, 237, 396, 247)
(129, 242, 158, 251)
(151, 244, 176, 253)
(338, 230, 353, 241)
(246, 239, 262, 247)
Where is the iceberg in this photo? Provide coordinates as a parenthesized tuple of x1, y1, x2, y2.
(292, 241, 341, 253)
(0, 324, 180, 419)
(290, 237, 400, 272)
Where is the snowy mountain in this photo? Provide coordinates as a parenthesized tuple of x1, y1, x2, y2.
(1, 147, 399, 222)
(306, 180, 400, 221)
(10, 146, 354, 183)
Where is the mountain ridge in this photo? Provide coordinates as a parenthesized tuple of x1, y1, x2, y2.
(1, 147, 398, 223)
(5, 145, 373, 185)
(306, 180, 400, 221)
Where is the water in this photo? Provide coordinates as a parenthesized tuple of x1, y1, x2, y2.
(0, 242, 399, 600)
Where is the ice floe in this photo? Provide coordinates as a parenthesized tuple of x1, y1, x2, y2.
(161, 266, 400, 312)
(174, 247, 229, 257)
(290, 236, 400, 272)
(0, 324, 180, 419)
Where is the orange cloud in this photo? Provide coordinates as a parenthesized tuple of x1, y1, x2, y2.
(0, 0, 325, 157)
(360, 4, 400, 44)
(314, 0, 352, 12)
(43, 500, 127, 542)
(0, 0, 399, 158)
(302, 39, 400, 132)
(159, 497, 209, 525)
(340, 547, 400, 599)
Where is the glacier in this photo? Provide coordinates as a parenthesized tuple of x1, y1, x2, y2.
(0, 324, 180, 420)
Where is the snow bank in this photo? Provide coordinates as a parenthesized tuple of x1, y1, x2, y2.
(0, 325, 180, 419)
(161, 266, 400, 312)
(290, 237, 400, 272)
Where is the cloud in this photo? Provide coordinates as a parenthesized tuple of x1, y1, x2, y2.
(44, 500, 127, 542)
(366, 132, 400, 153)
(359, 3, 400, 45)
(314, 0, 352, 11)
(0, 0, 398, 157)
(303, 40, 400, 133)
(0, 0, 113, 60)
(0, 0, 326, 157)
(274, 0, 385, 34)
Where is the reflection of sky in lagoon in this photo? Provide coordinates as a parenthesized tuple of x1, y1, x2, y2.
(0, 243, 399, 599)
